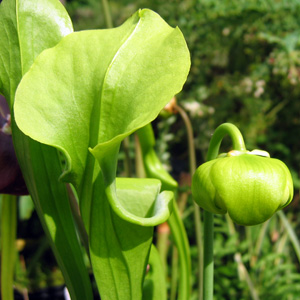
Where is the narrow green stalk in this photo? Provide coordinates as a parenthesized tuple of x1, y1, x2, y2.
(203, 123, 246, 300)
(101, 0, 113, 28)
(203, 210, 214, 300)
(275, 231, 288, 266)
(1, 194, 17, 300)
(225, 215, 260, 300)
(251, 220, 270, 266)
(156, 222, 170, 274)
(66, 184, 90, 257)
(170, 192, 188, 300)
(277, 210, 300, 264)
(134, 134, 146, 178)
(168, 201, 191, 300)
(170, 246, 179, 300)
(234, 252, 260, 300)
(174, 105, 196, 176)
(123, 137, 133, 177)
(176, 104, 203, 299)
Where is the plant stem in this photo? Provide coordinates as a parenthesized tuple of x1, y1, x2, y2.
(101, 0, 113, 28)
(1, 194, 17, 300)
(123, 136, 133, 177)
(156, 222, 170, 274)
(168, 201, 191, 300)
(206, 123, 246, 161)
(176, 104, 203, 299)
(170, 246, 179, 300)
(174, 105, 196, 177)
(251, 220, 270, 266)
(203, 123, 246, 300)
(226, 214, 260, 300)
(134, 134, 146, 178)
(234, 252, 260, 300)
(203, 210, 214, 300)
(277, 210, 300, 264)
(66, 184, 90, 257)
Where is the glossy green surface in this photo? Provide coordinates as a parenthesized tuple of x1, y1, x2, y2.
(193, 151, 293, 225)
(14, 9, 190, 190)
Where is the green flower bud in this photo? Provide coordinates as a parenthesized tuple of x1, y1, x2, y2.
(192, 150, 293, 226)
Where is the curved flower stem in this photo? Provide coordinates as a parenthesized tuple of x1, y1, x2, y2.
(206, 123, 246, 161)
(203, 123, 246, 300)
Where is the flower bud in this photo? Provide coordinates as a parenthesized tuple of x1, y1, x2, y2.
(192, 150, 293, 226)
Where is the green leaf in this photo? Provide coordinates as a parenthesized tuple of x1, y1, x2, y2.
(0, 0, 73, 107)
(14, 9, 191, 191)
(0, 1, 93, 299)
(16, 0, 73, 74)
(0, 0, 21, 106)
(90, 176, 171, 299)
(17, 142, 94, 300)
(89, 159, 173, 299)
(143, 244, 167, 300)
(89, 150, 173, 299)
(114, 177, 173, 225)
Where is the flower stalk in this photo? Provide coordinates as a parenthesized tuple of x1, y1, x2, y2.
(192, 123, 293, 299)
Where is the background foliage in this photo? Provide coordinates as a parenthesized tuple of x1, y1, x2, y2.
(4, 0, 300, 299)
